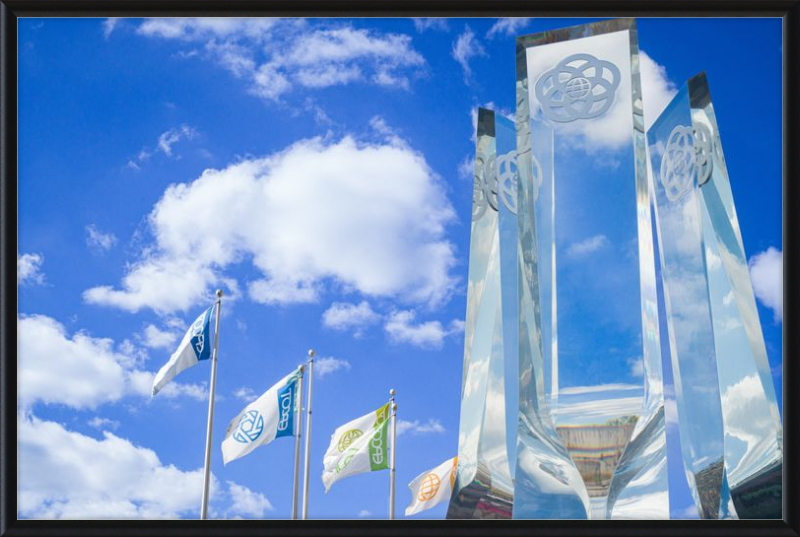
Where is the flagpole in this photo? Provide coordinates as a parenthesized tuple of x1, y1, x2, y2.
(301, 349, 315, 520)
(200, 289, 223, 520)
(389, 388, 397, 520)
(291, 364, 305, 519)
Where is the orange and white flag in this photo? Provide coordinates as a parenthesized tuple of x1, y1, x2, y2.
(404, 456, 458, 516)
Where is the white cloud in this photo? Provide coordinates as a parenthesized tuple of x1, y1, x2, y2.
(103, 18, 120, 39)
(134, 20, 425, 102)
(140, 324, 180, 350)
(85, 224, 117, 253)
(18, 253, 45, 285)
(358, 509, 372, 517)
(458, 154, 475, 182)
(18, 314, 204, 410)
(384, 310, 461, 349)
(314, 356, 352, 378)
(640, 51, 678, 130)
(18, 413, 213, 519)
(18, 413, 267, 519)
(412, 18, 448, 32)
(566, 234, 609, 257)
(749, 247, 782, 322)
(226, 481, 273, 518)
(452, 26, 486, 81)
(86, 135, 457, 315)
(486, 18, 532, 39)
(322, 301, 380, 336)
(628, 356, 644, 377)
(233, 386, 256, 402)
(87, 416, 120, 431)
(396, 418, 445, 436)
(158, 125, 198, 157)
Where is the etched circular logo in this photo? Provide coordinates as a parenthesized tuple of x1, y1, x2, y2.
(472, 154, 498, 221)
(693, 122, 714, 186)
(418, 473, 441, 501)
(660, 125, 695, 202)
(337, 429, 363, 452)
(497, 151, 518, 215)
(660, 123, 717, 202)
(233, 410, 264, 444)
(535, 53, 621, 123)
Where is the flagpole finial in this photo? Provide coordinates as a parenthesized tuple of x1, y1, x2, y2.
(389, 389, 396, 397)
(308, 349, 315, 359)
(216, 289, 223, 298)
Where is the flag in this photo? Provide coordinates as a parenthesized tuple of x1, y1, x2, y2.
(322, 403, 390, 492)
(405, 456, 458, 516)
(221, 367, 302, 465)
(151, 305, 214, 397)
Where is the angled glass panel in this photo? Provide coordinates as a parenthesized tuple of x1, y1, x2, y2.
(649, 73, 782, 519)
(447, 108, 516, 519)
(515, 18, 668, 519)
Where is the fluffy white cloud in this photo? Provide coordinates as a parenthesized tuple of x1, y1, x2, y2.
(226, 481, 273, 518)
(322, 301, 380, 336)
(87, 416, 120, 430)
(18, 413, 269, 519)
(233, 386, 256, 402)
(85, 224, 117, 253)
(140, 324, 180, 350)
(86, 135, 458, 315)
(566, 234, 609, 257)
(628, 356, 644, 377)
(396, 418, 445, 436)
(640, 51, 678, 130)
(18, 253, 45, 285)
(412, 18, 448, 32)
(314, 356, 352, 378)
(452, 26, 486, 81)
(131, 19, 425, 101)
(749, 247, 782, 322)
(384, 310, 462, 349)
(486, 18, 532, 39)
(18, 314, 204, 410)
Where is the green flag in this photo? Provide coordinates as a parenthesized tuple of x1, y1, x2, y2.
(322, 403, 390, 492)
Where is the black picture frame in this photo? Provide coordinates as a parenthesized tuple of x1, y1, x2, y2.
(1, 2, 797, 536)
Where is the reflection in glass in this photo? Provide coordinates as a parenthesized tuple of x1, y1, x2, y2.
(447, 108, 516, 519)
(648, 73, 782, 519)
(515, 18, 668, 519)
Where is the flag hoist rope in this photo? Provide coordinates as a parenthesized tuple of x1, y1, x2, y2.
(200, 289, 223, 520)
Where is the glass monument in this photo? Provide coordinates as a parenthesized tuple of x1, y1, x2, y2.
(514, 18, 669, 519)
(648, 72, 782, 519)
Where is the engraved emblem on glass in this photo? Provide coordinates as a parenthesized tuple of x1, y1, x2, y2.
(648, 72, 782, 519)
(448, 108, 518, 519)
(516, 18, 668, 519)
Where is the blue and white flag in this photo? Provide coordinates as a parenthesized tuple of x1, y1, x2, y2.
(221, 367, 302, 465)
(151, 305, 214, 397)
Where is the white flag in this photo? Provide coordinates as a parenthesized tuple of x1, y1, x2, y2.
(221, 367, 302, 465)
(322, 403, 390, 492)
(151, 305, 214, 397)
(405, 456, 458, 516)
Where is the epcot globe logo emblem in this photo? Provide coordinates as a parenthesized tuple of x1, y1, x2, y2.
(535, 53, 621, 123)
(233, 410, 264, 444)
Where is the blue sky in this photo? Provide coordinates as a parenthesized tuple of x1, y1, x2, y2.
(16, 17, 782, 520)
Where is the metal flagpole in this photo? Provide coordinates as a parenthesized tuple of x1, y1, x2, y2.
(200, 289, 223, 520)
(389, 388, 397, 520)
(291, 364, 305, 519)
(301, 349, 315, 520)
